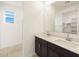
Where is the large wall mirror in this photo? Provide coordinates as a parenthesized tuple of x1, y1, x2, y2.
(53, 8, 79, 34)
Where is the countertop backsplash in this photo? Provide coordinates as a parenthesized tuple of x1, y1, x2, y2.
(69, 34, 79, 43)
(49, 32, 67, 38)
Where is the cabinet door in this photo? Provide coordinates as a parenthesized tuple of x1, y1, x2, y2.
(47, 47, 59, 57)
(35, 36, 48, 57)
(35, 38, 41, 56)
(40, 44, 47, 57)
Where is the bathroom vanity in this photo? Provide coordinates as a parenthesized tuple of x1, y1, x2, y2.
(35, 33, 79, 57)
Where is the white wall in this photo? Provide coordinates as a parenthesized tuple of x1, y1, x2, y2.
(23, 1, 44, 56)
(0, 2, 23, 48)
(43, 2, 55, 32)
(23, 1, 55, 56)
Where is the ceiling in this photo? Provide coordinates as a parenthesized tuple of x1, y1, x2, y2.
(0, 1, 24, 7)
(52, 1, 79, 13)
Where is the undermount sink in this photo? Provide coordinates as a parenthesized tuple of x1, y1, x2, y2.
(54, 39, 79, 49)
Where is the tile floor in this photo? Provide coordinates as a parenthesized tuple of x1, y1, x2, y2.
(0, 44, 22, 57)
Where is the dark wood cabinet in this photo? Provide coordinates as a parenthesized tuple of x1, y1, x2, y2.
(40, 44, 47, 57)
(47, 41, 79, 57)
(47, 47, 59, 57)
(35, 36, 79, 57)
(35, 38, 41, 56)
(35, 37, 47, 57)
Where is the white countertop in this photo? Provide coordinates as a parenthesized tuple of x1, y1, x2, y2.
(35, 33, 79, 55)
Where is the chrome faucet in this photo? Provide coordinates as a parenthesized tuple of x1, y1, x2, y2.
(66, 33, 71, 41)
